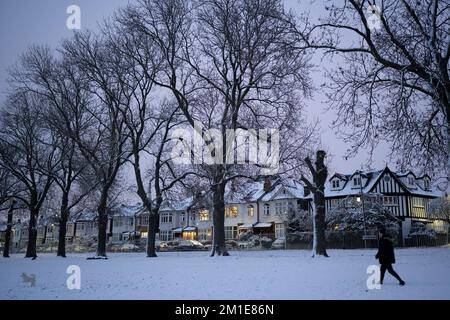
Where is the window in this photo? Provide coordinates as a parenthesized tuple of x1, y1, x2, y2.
(248, 205, 254, 217)
(383, 196, 398, 206)
(225, 226, 238, 240)
(199, 210, 210, 221)
(275, 202, 288, 215)
(181, 213, 186, 222)
(140, 215, 149, 226)
(264, 204, 270, 215)
(198, 228, 212, 241)
(329, 199, 340, 209)
(275, 224, 285, 239)
(383, 175, 391, 182)
(354, 177, 361, 187)
(408, 177, 415, 186)
(412, 197, 425, 208)
(225, 206, 238, 218)
(161, 213, 173, 223)
(159, 230, 172, 241)
(424, 178, 430, 191)
(332, 179, 340, 189)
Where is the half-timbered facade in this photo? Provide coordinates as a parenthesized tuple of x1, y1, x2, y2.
(325, 167, 442, 237)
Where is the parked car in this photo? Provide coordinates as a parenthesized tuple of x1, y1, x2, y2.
(155, 241, 169, 251)
(175, 240, 205, 251)
(120, 243, 141, 252)
(271, 237, 286, 250)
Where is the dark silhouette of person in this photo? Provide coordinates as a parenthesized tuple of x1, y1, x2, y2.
(375, 228, 405, 286)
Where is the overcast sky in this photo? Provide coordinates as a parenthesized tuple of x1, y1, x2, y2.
(0, 0, 393, 178)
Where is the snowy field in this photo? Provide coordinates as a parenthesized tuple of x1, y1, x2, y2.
(1, 248, 449, 300)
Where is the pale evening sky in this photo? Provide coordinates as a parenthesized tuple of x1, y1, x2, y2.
(0, 0, 393, 179)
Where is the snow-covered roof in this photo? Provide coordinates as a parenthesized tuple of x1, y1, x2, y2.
(325, 167, 442, 198)
(260, 179, 305, 202)
(254, 222, 273, 228)
(225, 177, 307, 204)
(111, 204, 143, 218)
(73, 209, 98, 222)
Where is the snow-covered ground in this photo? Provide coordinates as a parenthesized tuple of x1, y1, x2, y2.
(1, 248, 449, 300)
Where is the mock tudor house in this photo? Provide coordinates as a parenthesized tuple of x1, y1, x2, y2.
(325, 166, 442, 237)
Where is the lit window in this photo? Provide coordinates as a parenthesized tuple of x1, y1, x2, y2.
(225, 206, 238, 218)
(199, 210, 210, 221)
(248, 206, 254, 217)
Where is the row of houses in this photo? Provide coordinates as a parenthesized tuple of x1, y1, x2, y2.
(1, 166, 448, 249)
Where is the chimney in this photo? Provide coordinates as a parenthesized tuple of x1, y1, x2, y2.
(264, 178, 272, 193)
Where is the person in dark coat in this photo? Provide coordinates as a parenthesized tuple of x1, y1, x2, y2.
(375, 228, 405, 286)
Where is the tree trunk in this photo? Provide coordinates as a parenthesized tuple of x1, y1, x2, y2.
(302, 150, 329, 257)
(25, 209, 38, 259)
(211, 174, 229, 257)
(57, 192, 69, 258)
(447, 117, 450, 184)
(313, 151, 328, 257)
(146, 211, 159, 258)
(95, 196, 108, 258)
(313, 187, 328, 257)
(3, 201, 16, 258)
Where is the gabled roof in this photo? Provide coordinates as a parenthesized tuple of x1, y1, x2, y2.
(325, 166, 442, 198)
(329, 173, 350, 182)
(111, 204, 142, 218)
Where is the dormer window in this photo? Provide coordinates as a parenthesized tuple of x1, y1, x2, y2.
(424, 178, 430, 191)
(408, 177, 415, 186)
(332, 179, 340, 189)
(353, 177, 361, 187)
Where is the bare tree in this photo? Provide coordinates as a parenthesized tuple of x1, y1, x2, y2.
(0, 92, 58, 259)
(301, 150, 329, 257)
(298, 0, 449, 179)
(11, 47, 101, 257)
(428, 196, 450, 224)
(121, 0, 314, 256)
(59, 32, 131, 258)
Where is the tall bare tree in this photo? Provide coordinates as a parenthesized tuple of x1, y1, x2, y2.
(11, 47, 100, 257)
(60, 32, 130, 258)
(298, 0, 449, 180)
(0, 92, 58, 258)
(121, 0, 314, 256)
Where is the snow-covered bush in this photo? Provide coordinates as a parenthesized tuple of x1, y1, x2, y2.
(239, 230, 254, 241)
(260, 237, 273, 249)
(428, 197, 450, 223)
(409, 222, 437, 238)
(286, 231, 312, 244)
(287, 210, 312, 233)
(327, 193, 400, 232)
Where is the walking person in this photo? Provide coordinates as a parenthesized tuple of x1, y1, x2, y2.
(375, 228, 405, 286)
